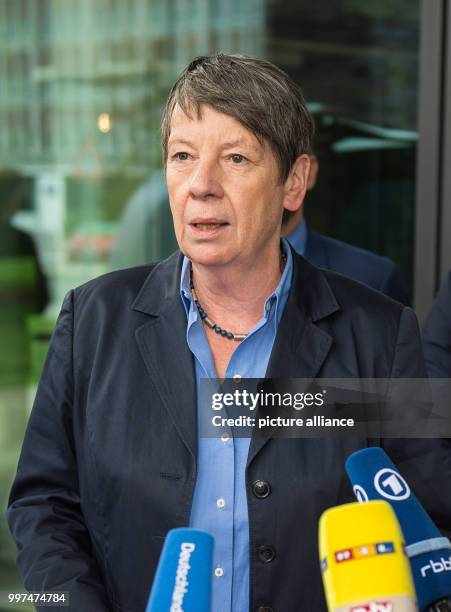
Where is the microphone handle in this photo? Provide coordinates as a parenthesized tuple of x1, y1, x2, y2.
(426, 598, 451, 611)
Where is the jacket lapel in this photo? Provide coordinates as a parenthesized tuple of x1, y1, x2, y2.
(247, 251, 339, 466)
(132, 252, 197, 460)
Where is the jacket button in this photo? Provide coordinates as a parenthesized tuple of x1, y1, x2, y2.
(258, 544, 276, 563)
(257, 607, 274, 612)
(252, 479, 271, 498)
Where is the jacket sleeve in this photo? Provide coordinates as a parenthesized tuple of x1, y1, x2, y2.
(380, 262, 410, 306)
(383, 306, 451, 538)
(6, 291, 113, 612)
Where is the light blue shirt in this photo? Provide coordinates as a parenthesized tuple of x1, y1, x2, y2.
(286, 217, 307, 256)
(180, 240, 293, 612)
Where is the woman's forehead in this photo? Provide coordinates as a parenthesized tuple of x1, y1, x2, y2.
(168, 103, 266, 152)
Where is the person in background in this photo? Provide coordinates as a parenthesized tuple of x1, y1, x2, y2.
(109, 170, 178, 271)
(422, 270, 451, 377)
(282, 155, 409, 304)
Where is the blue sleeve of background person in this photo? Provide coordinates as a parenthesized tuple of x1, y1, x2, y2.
(379, 260, 410, 305)
(303, 229, 411, 305)
(422, 270, 451, 378)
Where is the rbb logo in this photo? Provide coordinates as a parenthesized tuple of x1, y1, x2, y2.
(374, 468, 410, 501)
(350, 602, 393, 612)
(420, 556, 451, 577)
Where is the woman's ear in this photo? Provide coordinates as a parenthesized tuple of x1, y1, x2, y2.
(283, 154, 311, 213)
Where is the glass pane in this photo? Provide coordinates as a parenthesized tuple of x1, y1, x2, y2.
(268, 0, 419, 296)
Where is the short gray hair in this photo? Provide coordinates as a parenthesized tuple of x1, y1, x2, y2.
(161, 54, 314, 182)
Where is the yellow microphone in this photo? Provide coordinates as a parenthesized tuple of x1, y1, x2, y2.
(319, 500, 418, 611)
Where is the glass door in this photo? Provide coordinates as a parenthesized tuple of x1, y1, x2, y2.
(267, 0, 420, 301)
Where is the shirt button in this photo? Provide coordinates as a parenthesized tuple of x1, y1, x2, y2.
(258, 545, 276, 563)
(233, 373, 242, 382)
(252, 480, 271, 499)
(216, 498, 225, 509)
(214, 567, 224, 577)
(265, 301, 271, 312)
(221, 433, 230, 443)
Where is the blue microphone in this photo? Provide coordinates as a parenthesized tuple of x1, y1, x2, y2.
(146, 528, 213, 612)
(346, 447, 451, 612)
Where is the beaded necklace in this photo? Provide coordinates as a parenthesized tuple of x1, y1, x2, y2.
(190, 251, 287, 342)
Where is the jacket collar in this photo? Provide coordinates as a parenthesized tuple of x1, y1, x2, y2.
(132, 250, 184, 316)
(131, 247, 339, 322)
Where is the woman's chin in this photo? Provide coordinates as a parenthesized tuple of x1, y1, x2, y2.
(182, 244, 236, 268)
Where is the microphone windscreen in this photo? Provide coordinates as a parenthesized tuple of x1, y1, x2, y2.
(319, 500, 417, 611)
(346, 447, 451, 610)
(146, 528, 213, 612)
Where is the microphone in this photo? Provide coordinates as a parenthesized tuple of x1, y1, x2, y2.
(319, 499, 417, 611)
(346, 447, 451, 612)
(146, 528, 213, 612)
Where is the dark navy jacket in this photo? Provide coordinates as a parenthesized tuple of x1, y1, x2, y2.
(304, 227, 409, 305)
(7, 251, 451, 612)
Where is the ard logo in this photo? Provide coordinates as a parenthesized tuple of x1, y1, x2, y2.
(374, 468, 410, 501)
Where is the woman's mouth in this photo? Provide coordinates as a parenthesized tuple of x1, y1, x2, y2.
(188, 220, 230, 238)
(191, 222, 228, 230)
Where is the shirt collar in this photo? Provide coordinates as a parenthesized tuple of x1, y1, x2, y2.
(285, 217, 307, 256)
(264, 238, 292, 325)
(180, 256, 192, 311)
(180, 238, 293, 327)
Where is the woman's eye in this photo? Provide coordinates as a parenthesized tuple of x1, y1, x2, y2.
(230, 154, 246, 164)
(174, 152, 190, 161)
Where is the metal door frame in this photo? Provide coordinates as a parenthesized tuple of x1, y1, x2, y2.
(415, 0, 451, 320)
